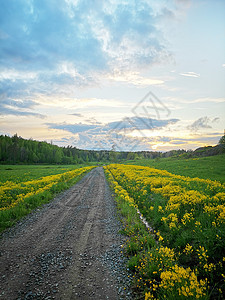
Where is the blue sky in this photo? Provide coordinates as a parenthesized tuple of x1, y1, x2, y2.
(0, 0, 224, 151)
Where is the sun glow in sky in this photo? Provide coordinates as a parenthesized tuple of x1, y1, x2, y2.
(0, 0, 224, 151)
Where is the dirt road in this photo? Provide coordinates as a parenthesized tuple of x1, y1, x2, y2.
(0, 167, 132, 300)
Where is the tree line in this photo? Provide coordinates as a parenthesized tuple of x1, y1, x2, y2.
(0, 134, 173, 164)
(0, 134, 224, 164)
(0, 134, 156, 164)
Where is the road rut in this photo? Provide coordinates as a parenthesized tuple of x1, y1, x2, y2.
(0, 167, 131, 300)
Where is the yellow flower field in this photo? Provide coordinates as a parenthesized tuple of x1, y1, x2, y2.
(104, 164, 225, 299)
(0, 166, 95, 232)
(0, 166, 94, 211)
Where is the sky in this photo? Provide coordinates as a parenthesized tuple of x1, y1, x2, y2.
(0, 0, 224, 152)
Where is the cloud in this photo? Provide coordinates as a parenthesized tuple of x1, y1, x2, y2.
(0, 0, 170, 74)
(0, 0, 175, 105)
(46, 122, 101, 134)
(97, 1, 171, 69)
(0, 92, 45, 118)
(0, 98, 35, 109)
(0, 99, 45, 118)
(106, 71, 164, 86)
(190, 97, 225, 104)
(158, 7, 175, 20)
(47, 116, 179, 135)
(0, 0, 108, 72)
(107, 117, 179, 131)
(45, 116, 180, 151)
(212, 117, 220, 123)
(0, 106, 45, 118)
(180, 72, 200, 78)
(188, 116, 213, 131)
(0, 0, 198, 152)
(0, 79, 46, 118)
(165, 96, 225, 105)
(69, 113, 83, 117)
(84, 117, 102, 125)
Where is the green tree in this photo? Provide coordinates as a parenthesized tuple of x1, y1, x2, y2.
(219, 134, 225, 146)
(127, 152, 135, 160)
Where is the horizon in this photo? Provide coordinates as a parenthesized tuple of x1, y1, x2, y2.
(0, 0, 224, 152)
(2, 132, 223, 154)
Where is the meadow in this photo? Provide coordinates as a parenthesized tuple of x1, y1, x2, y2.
(126, 153, 225, 183)
(104, 163, 225, 299)
(0, 164, 93, 183)
(0, 164, 94, 232)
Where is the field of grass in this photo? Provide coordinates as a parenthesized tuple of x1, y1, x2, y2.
(105, 164, 225, 299)
(125, 154, 225, 183)
(0, 164, 90, 184)
(0, 164, 95, 233)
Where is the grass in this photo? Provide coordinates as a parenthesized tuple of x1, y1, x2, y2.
(124, 154, 225, 183)
(0, 165, 95, 233)
(0, 164, 90, 184)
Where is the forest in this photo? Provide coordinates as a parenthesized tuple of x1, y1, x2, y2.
(0, 134, 224, 164)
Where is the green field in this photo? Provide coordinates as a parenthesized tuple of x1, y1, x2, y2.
(0, 164, 88, 184)
(0, 164, 95, 232)
(125, 154, 225, 183)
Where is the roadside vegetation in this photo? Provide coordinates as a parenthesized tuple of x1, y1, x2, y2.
(0, 165, 95, 233)
(104, 164, 225, 299)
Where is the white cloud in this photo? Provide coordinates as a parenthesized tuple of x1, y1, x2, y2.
(35, 96, 126, 110)
(106, 70, 164, 86)
(189, 97, 225, 104)
(188, 116, 212, 131)
(179, 72, 200, 78)
(164, 96, 225, 104)
(187, 116, 222, 133)
(0, 68, 37, 80)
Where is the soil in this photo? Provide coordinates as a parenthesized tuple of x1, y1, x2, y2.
(0, 167, 132, 300)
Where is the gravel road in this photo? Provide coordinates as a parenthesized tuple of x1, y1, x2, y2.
(0, 167, 132, 300)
